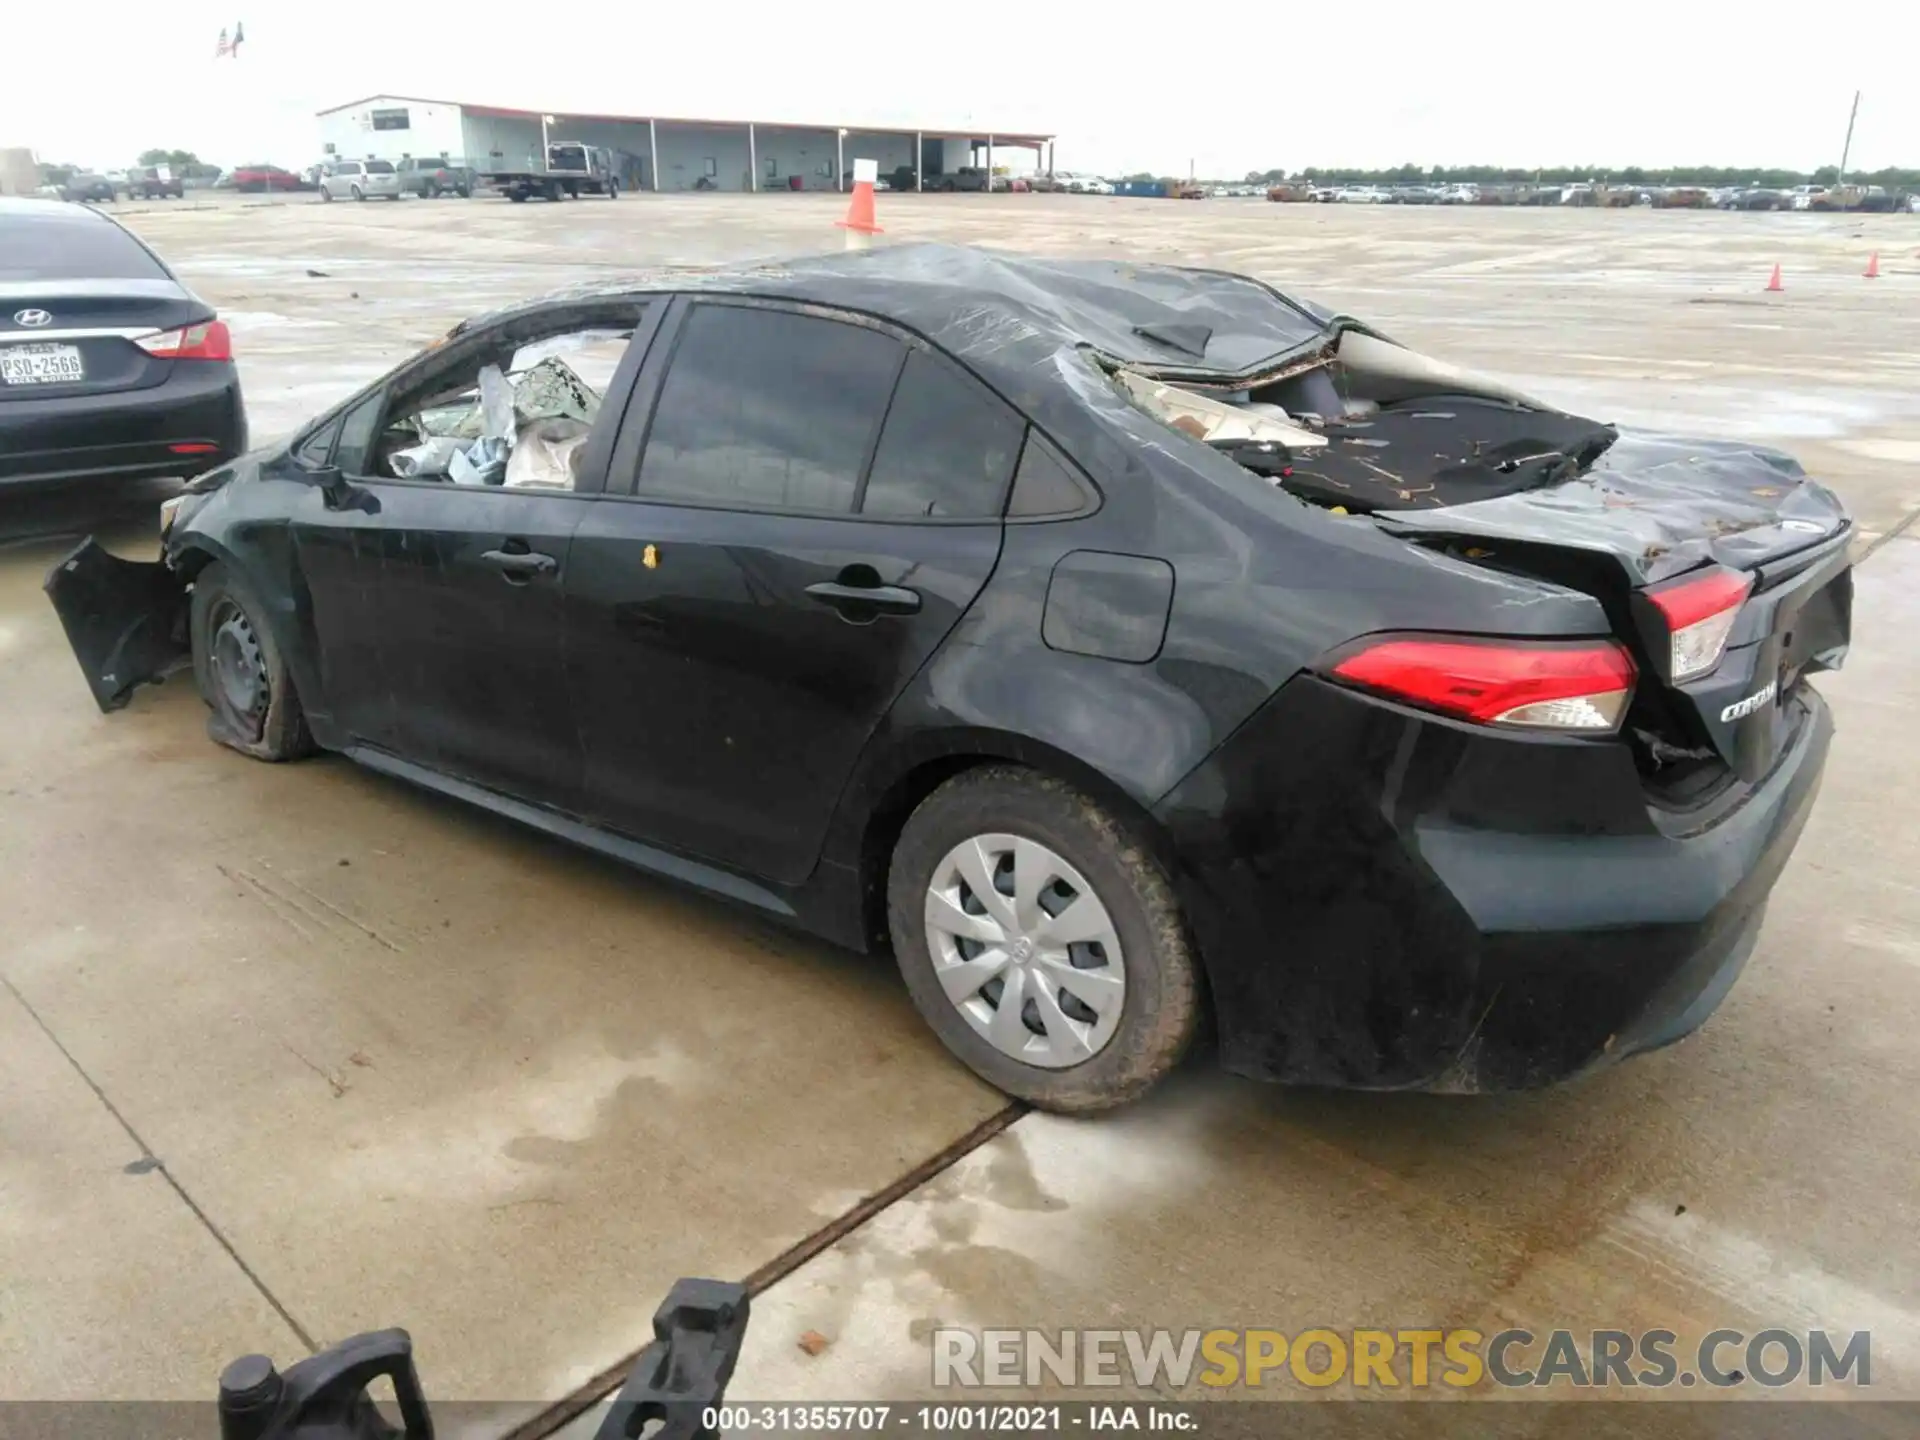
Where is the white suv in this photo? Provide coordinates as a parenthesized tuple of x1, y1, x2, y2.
(320, 160, 403, 201)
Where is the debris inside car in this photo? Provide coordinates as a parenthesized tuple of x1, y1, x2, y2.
(43, 244, 1853, 1110)
(385, 347, 610, 489)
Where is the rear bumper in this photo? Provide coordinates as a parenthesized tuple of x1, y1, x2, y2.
(1154, 674, 1832, 1091)
(0, 364, 245, 486)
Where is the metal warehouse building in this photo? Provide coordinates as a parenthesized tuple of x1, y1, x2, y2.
(316, 95, 1054, 193)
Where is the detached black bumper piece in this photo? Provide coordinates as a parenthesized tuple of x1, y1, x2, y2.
(0, 361, 244, 486)
(1156, 673, 1831, 1091)
(43, 537, 190, 712)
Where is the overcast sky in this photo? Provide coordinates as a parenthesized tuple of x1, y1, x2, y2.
(3, 2, 1914, 176)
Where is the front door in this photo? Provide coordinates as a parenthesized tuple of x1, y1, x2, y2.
(365, 485, 586, 805)
(293, 299, 658, 812)
(294, 426, 588, 805)
(565, 299, 1025, 885)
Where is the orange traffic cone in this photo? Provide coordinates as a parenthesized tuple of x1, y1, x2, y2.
(1765, 263, 1784, 292)
(836, 158, 883, 251)
(1864, 251, 1880, 279)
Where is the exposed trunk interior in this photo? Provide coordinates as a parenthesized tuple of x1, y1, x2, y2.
(1115, 329, 1853, 808)
(1118, 329, 1617, 517)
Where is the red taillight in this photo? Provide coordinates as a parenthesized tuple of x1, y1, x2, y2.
(1647, 566, 1752, 682)
(1330, 635, 1637, 732)
(136, 319, 232, 362)
(168, 442, 219, 454)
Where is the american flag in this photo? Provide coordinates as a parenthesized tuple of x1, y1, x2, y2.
(214, 22, 245, 57)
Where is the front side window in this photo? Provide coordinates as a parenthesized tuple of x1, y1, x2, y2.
(637, 305, 902, 514)
(292, 415, 342, 469)
(332, 392, 387, 477)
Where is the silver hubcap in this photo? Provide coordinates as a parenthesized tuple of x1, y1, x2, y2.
(924, 834, 1126, 1069)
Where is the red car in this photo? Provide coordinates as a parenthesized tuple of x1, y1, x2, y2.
(225, 164, 304, 194)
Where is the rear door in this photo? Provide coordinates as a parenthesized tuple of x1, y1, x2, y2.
(565, 297, 1024, 884)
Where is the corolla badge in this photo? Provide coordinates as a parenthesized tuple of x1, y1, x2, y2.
(13, 309, 53, 327)
(1721, 680, 1778, 722)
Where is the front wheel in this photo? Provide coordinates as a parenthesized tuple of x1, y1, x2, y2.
(607, 178, 619, 198)
(320, 185, 333, 202)
(351, 185, 364, 201)
(887, 767, 1200, 1112)
(190, 563, 314, 762)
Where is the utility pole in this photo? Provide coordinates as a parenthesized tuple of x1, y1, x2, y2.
(1836, 90, 1861, 209)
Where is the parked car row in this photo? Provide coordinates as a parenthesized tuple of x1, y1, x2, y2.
(37, 166, 193, 203)
(1262, 179, 1920, 211)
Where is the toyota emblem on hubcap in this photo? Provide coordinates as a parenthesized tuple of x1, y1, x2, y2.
(13, 309, 52, 328)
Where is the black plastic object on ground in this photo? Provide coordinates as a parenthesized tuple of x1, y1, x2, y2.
(592, 1279, 751, 1440)
(217, 1329, 433, 1440)
(42, 536, 190, 712)
(211, 1278, 749, 1440)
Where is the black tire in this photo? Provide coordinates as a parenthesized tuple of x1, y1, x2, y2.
(352, 185, 365, 201)
(426, 181, 440, 198)
(320, 185, 333, 202)
(886, 766, 1199, 1113)
(189, 563, 313, 762)
(608, 178, 619, 198)
(457, 185, 471, 199)
(510, 187, 528, 203)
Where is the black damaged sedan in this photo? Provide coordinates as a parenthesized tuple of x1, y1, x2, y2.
(46, 246, 1852, 1110)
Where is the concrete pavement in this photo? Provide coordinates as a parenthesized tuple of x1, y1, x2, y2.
(1, 194, 1915, 1425)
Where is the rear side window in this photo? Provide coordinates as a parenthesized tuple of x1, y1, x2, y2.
(860, 349, 1024, 519)
(0, 214, 168, 282)
(366, 161, 396, 175)
(1008, 433, 1093, 518)
(638, 305, 902, 514)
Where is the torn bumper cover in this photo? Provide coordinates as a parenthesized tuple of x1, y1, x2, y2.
(43, 538, 190, 712)
(1155, 673, 1833, 1092)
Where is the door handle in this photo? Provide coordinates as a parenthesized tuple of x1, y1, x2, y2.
(805, 581, 922, 618)
(480, 548, 558, 582)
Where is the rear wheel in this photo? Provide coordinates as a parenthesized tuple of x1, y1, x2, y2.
(887, 767, 1199, 1112)
(607, 178, 619, 198)
(425, 181, 440, 198)
(189, 563, 313, 762)
(321, 185, 333, 202)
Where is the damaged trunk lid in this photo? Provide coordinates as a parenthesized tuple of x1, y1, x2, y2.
(1373, 431, 1853, 794)
(1121, 360, 1852, 798)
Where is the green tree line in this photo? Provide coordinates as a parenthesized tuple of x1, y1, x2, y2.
(1240, 164, 1920, 188)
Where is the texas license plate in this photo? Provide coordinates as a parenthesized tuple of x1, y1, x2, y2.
(1, 343, 85, 385)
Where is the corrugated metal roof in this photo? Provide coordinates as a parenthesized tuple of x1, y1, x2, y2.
(315, 95, 1052, 146)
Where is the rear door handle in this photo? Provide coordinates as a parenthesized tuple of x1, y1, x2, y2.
(805, 581, 922, 617)
(480, 548, 558, 581)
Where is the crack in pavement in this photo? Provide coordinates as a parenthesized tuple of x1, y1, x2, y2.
(0, 972, 319, 1354)
(501, 1103, 1029, 1440)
